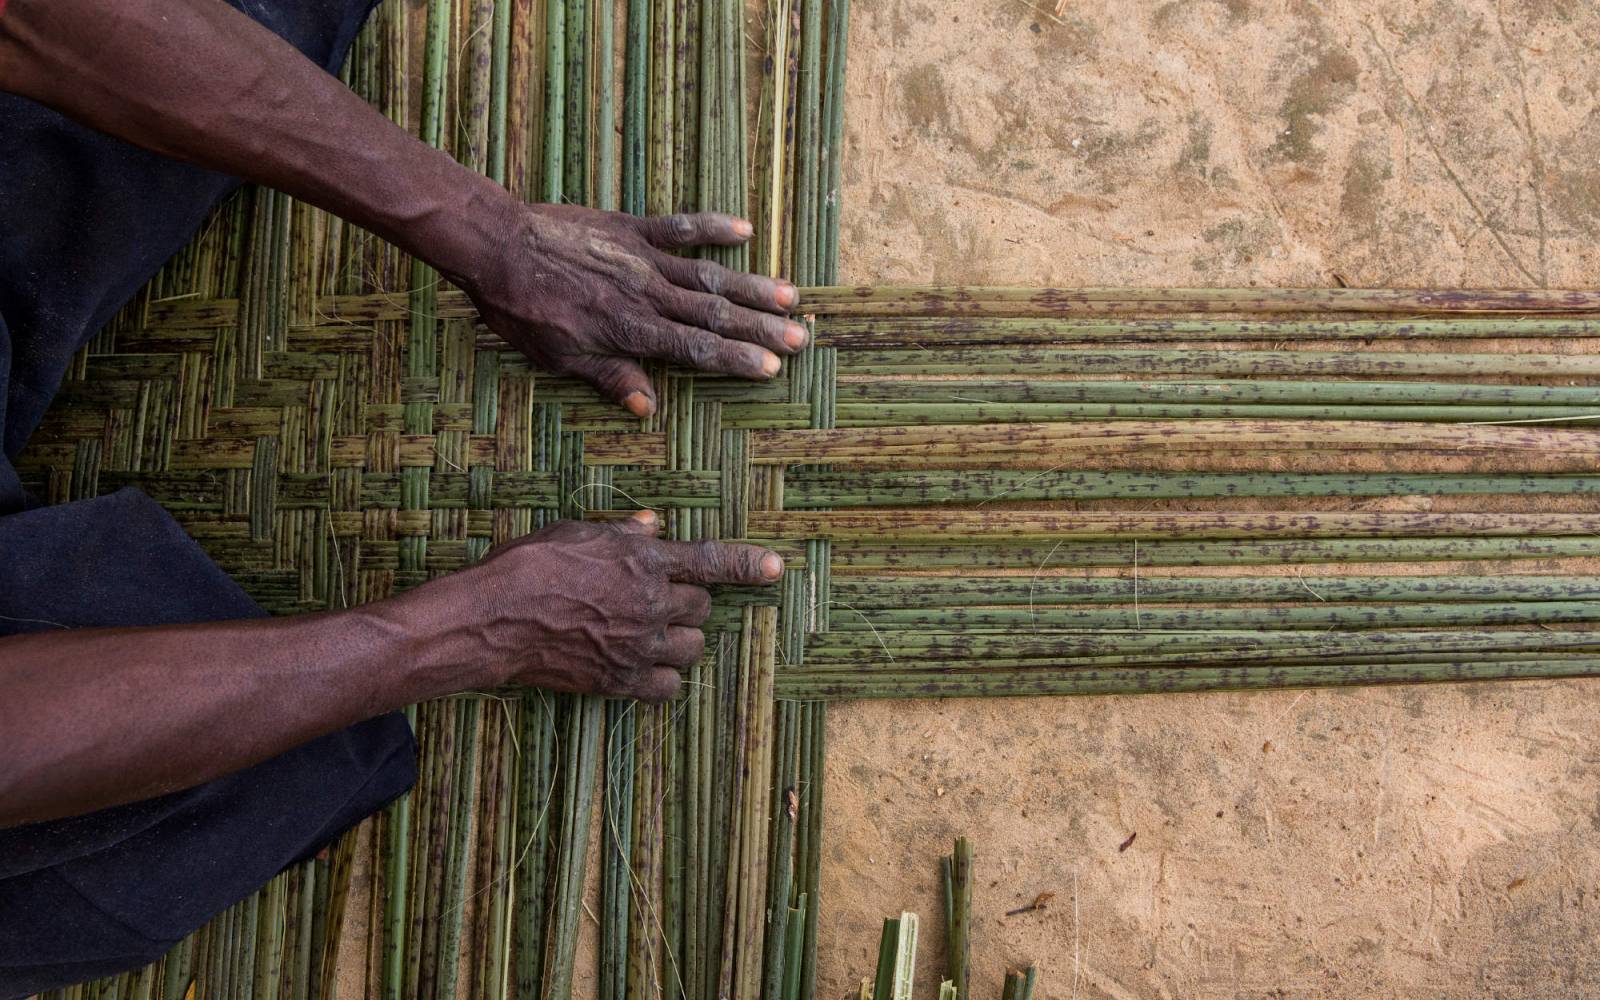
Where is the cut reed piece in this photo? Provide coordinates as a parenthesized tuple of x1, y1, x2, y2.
(947, 839, 972, 1000)
(1000, 968, 1038, 1000)
(890, 913, 920, 1000)
(863, 912, 920, 1000)
(799, 285, 1600, 316)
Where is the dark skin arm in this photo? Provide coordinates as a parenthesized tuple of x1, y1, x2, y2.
(0, 0, 808, 407)
(1, 514, 782, 826)
(0, 0, 795, 827)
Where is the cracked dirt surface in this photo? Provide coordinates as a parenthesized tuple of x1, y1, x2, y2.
(819, 2, 1600, 997)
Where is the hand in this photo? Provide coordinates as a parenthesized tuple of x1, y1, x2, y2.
(463, 204, 807, 416)
(390, 511, 783, 701)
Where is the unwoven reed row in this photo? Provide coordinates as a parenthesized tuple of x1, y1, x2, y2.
(747, 281, 1600, 703)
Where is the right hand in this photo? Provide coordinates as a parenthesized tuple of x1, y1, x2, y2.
(390, 510, 783, 701)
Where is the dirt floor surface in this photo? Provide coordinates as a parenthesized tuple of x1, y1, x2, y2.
(817, 1, 1600, 998)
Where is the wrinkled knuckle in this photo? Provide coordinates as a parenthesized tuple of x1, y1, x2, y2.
(704, 297, 733, 334)
(665, 213, 698, 245)
(641, 585, 669, 621)
(692, 540, 727, 576)
(694, 259, 724, 295)
(682, 333, 718, 370)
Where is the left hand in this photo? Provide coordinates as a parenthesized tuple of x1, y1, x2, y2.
(464, 204, 807, 417)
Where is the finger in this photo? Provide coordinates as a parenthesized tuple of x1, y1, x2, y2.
(666, 583, 712, 626)
(652, 539, 784, 586)
(621, 666, 683, 703)
(636, 212, 753, 249)
(572, 354, 656, 417)
(657, 286, 808, 355)
(617, 509, 660, 536)
(654, 252, 799, 313)
(633, 319, 781, 380)
(658, 625, 707, 668)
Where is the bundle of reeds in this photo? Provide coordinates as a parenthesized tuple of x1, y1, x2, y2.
(762, 283, 1600, 702)
(21, 0, 1600, 994)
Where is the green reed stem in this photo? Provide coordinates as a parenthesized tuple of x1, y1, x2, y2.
(833, 574, 1600, 607)
(815, 315, 1600, 345)
(831, 378, 1600, 407)
(779, 657, 1600, 700)
(800, 284, 1600, 316)
(837, 346, 1600, 378)
(784, 470, 1600, 508)
(820, 535, 1600, 571)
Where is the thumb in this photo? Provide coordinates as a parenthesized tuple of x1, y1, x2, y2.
(577, 355, 656, 417)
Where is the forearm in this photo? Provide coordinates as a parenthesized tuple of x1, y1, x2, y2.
(0, 0, 509, 287)
(0, 602, 485, 827)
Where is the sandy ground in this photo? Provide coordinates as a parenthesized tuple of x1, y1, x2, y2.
(817, 1, 1600, 998)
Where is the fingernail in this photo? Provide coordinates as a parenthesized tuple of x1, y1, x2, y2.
(731, 218, 754, 239)
(631, 509, 657, 525)
(784, 322, 808, 349)
(760, 351, 782, 377)
(776, 283, 798, 308)
(622, 391, 654, 417)
(760, 553, 784, 579)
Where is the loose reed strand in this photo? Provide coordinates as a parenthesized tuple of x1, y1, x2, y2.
(799, 285, 1600, 316)
(783, 470, 1600, 508)
(832, 378, 1600, 407)
(779, 657, 1600, 700)
(814, 314, 1600, 344)
(836, 346, 1600, 378)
